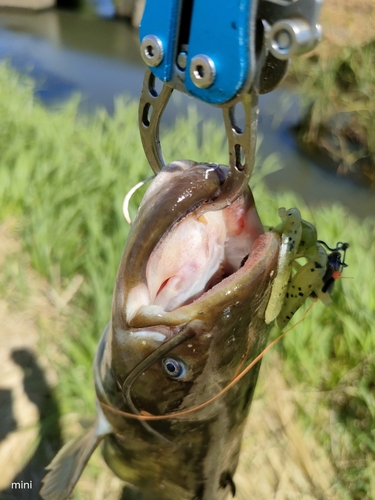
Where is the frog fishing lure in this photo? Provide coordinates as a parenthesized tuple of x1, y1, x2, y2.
(265, 207, 349, 329)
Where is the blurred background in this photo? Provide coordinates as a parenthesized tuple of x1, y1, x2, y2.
(0, 1, 374, 499)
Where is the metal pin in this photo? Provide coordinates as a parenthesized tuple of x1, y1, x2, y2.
(177, 51, 187, 70)
(141, 35, 164, 67)
(269, 19, 319, 60)
(190, 55, 216, 88)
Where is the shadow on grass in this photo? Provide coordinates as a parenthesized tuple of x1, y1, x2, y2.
(119, 486, 156, 500)
(0, 349, 62, 500)
(0, 390, 17, 442)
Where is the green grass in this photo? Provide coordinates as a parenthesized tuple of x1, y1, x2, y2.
(0, 63, 374, 498)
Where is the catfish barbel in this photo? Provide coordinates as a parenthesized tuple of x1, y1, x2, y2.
(41, 160, 279, 500)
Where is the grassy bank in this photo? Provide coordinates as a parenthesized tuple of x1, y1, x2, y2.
(0, 64, 374, 498)
(290, 0, 375, 188)
(292, 42, 375, 188)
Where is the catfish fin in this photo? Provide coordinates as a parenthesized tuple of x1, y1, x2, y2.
(40, 403, 112, 500)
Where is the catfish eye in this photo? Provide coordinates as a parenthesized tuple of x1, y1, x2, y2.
(162, 358, 186, 379)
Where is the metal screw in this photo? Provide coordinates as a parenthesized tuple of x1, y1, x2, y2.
(269, 19, 313, 60)
(141, 35, 164, 67)
(176, 51, 187, 70)
(190, 55, 216, 88)
(275, 29, 292, 51)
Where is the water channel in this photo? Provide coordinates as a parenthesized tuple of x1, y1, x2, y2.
(0, 8, 374, 219)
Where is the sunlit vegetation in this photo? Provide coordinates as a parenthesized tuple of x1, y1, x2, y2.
(290, 0, 375, 189)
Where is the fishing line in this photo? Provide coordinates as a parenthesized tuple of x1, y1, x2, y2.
(121, 324, 196, 440)
(232, 326, 255, 379)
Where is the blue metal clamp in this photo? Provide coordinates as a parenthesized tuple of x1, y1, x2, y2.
(139, 0, 256, 105)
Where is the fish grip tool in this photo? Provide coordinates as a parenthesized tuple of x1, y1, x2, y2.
(138, 0, 323, 209)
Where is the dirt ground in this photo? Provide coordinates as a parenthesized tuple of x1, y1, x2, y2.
(0, 222, 64, 499)
(319, 0, 375, 55)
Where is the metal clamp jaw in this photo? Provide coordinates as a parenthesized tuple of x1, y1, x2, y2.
(138, 0, 323, 208)
(138, 63, 263, 210)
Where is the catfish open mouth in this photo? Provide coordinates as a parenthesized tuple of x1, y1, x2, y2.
(147, 190, 264, 311)
(125, 184, 273, 323)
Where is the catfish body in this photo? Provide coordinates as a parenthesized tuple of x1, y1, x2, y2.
(41, 161, 279, 500)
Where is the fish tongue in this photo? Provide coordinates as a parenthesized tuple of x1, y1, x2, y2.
(147, 210, 227, 312)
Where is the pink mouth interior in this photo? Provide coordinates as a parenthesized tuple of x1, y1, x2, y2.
(144, 195, 264, 312)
